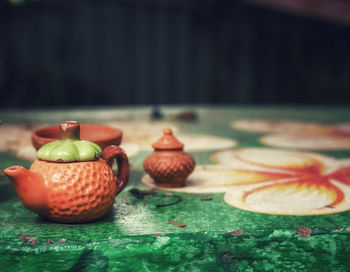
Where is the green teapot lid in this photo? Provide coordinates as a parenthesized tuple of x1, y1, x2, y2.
(37, 121, 102, 162)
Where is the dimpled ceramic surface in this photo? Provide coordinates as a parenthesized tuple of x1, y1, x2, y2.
(144, 152, 195, 187)
(30, 159, 117, 223)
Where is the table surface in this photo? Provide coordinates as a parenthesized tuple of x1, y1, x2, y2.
(1, 106, 350, 271)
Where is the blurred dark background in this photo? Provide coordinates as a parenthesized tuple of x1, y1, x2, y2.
(0, 0, 350, 108)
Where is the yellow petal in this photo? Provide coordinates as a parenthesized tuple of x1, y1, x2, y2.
(231, 119, 331, 134)
(214, 148, 322, 172)
(261, 134, 350, 150)
(141, 165, 290, 194)
(224, 180, 345, 215)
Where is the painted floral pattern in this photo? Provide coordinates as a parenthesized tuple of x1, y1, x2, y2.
(142, 148, 350, 215)
(13, 121, 237, 161)
(0, 125, 34, 151)
(231, 119, 350, 150)
(106, 121, 237, 153)
(214, 148, 350, 215)
(94, 121, 238, 161)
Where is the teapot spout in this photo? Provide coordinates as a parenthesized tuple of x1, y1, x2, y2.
(4, 166, 47, 214)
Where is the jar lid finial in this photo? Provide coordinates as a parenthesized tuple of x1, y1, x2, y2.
(152, 128, 184, 150)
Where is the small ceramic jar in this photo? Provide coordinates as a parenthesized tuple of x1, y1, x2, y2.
(143, 128, 195, 187)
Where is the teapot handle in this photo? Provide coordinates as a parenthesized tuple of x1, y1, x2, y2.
(101, 145, 130, 194)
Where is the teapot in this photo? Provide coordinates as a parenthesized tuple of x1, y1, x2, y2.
(4, 121, 129, 223)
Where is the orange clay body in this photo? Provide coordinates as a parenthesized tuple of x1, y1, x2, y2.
(30, 159, 117, 223)
(5, 145, 129, 223)
(144, 150, 195, 187)
(143, 128, 195, 188)
(4, 121, 129, 223)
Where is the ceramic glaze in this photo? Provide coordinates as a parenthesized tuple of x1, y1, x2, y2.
(143, 128, 195, 187)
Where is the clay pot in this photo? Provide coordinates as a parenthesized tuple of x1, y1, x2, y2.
(32, 124, 122, 150)
(143, 128, 195, 188)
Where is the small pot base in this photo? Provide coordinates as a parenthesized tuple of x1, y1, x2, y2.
(154, 179, 185, 188)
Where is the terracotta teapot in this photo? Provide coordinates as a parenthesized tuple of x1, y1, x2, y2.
(143, 128, 195, 187)
(4, 121, 129, 223)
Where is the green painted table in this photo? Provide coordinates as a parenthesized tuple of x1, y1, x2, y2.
(1, 106, 350, 271)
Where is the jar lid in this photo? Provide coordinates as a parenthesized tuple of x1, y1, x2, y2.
(152, 128, 184, 150)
